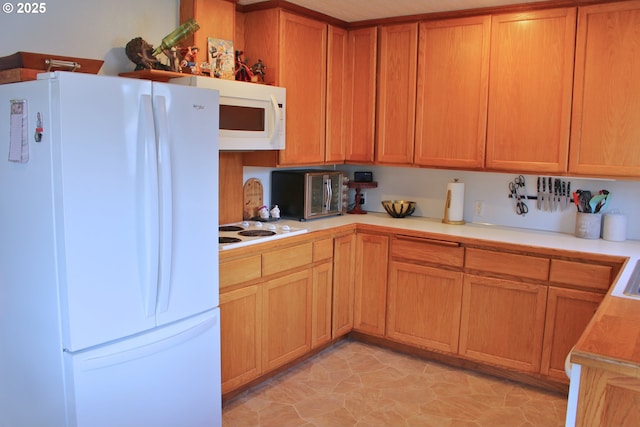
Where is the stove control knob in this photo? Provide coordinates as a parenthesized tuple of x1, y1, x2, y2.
(254, 221, 263, 228)
(241, 221, 249, 228)
(281, 225, 291, 231)
(267, 224, 276, 230)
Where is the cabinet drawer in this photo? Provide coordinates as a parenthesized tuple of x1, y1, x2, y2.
(220, 255, 262, 289)
(550, 259, 612, 292)
(465, 247, 549, 281)
(313, 238, 334, 262)
(391, 236, 464, 268)
(262, 242, 313, 277)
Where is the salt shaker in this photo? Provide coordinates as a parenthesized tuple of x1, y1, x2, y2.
(258, 205, 269, 220)
(270, 205, 280, 219)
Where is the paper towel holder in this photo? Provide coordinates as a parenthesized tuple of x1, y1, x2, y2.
(442, 179, 465, 225)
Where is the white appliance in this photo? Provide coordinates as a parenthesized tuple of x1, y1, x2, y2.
(0, 72, 222, 427)
(171, 76, 285, 151)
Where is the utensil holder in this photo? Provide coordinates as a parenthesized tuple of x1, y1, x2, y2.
(575, 212, 601, 239)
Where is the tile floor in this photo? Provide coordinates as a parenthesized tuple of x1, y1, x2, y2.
(222, 339, 568, 427)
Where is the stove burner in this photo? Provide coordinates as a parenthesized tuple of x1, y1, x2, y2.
(219, 225, 244, 232)
(219, 236, 242, 244)
(238, 230, 276, 237)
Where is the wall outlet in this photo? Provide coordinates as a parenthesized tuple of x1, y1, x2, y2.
(359, 192, 366, 205)
(474, 200, 484, 217)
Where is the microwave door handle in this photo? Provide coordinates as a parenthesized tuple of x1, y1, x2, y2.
(269, 95, 281, 145)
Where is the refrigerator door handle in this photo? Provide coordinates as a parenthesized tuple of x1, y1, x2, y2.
(70, 314, 217, 371)
(139, 95, 160, 317)
(153, 95, 173, 314)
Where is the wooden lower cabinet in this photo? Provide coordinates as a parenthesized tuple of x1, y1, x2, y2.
(576, 365, 640, 427)
(332, 233, 356, 338)
(220, 285, 262, 394)
(459, 274, 547, 372)
(262, 269, 313, 372)
(353, 233, 389, 336)
(541, 286, 603, 381)
(312, 261, 333, 348)
(386, 261, 463, 353)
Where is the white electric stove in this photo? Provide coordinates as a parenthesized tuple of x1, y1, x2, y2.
(218, 220, 308, 250)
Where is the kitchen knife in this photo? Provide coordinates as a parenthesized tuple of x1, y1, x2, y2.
(561, 181, 567, 210)
(549, 177, 554, 211)
(537, 177, 542, 210)
(543, 178, 549, 211)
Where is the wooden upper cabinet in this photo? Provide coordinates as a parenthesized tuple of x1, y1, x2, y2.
(415, 16, 490, 169)
(279, 12, 328, 165)
(326, 25, 348, 164)
(570, 0, 640, 177)
(376, 23, 418, 165)
(242, 10, 327, 166)
(345, 27, 377, 163)
(485, 8, 576, 173)
(180, 0, 235, 48)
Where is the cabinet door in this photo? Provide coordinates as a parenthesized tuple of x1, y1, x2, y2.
(312, 261, 333, 348)
(353, 233, 389, 336)
(486, 8, 576, 173)
(326, 25, 348, 164)
(345, 27, 377, 163)
(332, 233, 356, 337)
(459, 275, 547, 372)
(220, 285, 262, 393)
(376, 23, 418, 165)
(541, 287, 603, 381)
(576, 366, 640, 427)
(262, 269, 313, 372)
(415, 16, 490, 169)
(387, 261, 463, 353)
(278, 12, 327, 165)
(570, 1, 640, 177)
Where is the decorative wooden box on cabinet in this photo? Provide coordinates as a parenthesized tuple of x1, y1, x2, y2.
(485, 7, 576, 173)
(569, 0, 640, 177)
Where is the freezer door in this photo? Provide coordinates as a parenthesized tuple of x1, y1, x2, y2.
(151, 82, 220, 326)
(52, 73, 158, 351)
(64, 309, 221, 427)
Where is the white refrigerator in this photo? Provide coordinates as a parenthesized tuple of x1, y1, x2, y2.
(0, 72, 221, 427)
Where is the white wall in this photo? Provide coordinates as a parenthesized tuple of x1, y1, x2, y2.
(246, 165, 640, 240)
(0, 0, 180, 75)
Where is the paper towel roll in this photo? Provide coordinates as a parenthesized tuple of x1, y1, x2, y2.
(446, 181, 465, 222)
(603, 213, 627, 242)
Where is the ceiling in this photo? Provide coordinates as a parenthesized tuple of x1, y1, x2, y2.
(236, 0, 551, 22)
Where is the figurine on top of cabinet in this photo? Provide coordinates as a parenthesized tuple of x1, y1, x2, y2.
(179, 46, 200, 74)
(235, 50, 254, 81)
(250, 59, 266, 82)
(125, 37, 171, 71)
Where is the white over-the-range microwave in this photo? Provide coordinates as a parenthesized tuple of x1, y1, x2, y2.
(171, 76, 286, 151)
